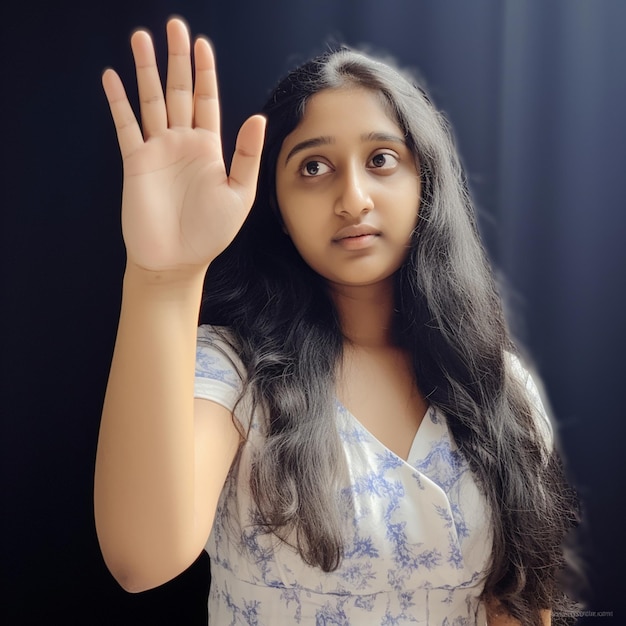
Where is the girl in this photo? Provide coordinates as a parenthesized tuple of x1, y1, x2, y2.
(95, 18, 578, 625)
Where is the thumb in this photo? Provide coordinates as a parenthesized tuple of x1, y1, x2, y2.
(228, 115, 266, 206)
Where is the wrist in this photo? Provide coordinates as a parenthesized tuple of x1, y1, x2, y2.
(122, 262, 208, 295)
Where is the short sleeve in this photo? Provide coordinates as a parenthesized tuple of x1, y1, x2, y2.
(194, 325, 246, 420)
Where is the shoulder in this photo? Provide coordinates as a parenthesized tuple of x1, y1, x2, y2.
(196, 325, 243, 373)
(195, 325, 246, 404)
(197, 323, 236, 350)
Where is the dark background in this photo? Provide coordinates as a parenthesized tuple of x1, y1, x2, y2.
(2, 1, 624, 624)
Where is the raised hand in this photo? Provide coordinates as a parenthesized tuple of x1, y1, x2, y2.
(102, 18, 266, 275)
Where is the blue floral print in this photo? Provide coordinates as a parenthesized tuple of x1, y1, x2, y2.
(195, 326, 492, 624)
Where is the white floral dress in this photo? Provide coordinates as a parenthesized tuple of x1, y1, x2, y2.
(194, 325, 504, 625)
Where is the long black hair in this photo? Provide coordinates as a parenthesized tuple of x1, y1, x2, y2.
(201, 48, 579, 625)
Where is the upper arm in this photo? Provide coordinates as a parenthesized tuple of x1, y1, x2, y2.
(191, 397, 242, 553)
(190, 326, 248, 552)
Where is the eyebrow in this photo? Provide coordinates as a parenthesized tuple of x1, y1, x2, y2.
(284, 136, 335, 165)
(283, 132, 407, 165)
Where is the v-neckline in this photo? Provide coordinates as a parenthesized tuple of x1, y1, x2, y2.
(337, 400, 434, 466)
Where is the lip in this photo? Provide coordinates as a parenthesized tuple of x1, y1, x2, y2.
(334, 234, 378, 251)
(332, 224, 381, 242)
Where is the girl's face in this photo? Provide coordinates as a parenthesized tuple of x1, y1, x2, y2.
(275, 87, 421, 291)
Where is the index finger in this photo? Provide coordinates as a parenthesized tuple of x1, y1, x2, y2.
(192, 37, 221, 137)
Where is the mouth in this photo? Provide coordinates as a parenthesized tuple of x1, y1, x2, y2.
(333, 227, 380, 251)
(332, 224, 381, 242)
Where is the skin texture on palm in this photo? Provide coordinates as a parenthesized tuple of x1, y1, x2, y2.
(101, 19, 265, 275)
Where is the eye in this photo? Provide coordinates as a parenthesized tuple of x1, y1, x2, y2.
(300, 160, 332, 177)
(369, 152, 398, 170)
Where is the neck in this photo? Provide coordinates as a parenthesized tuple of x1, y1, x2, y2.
(329, 279, 396, 348)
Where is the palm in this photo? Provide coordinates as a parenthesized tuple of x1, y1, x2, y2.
(103, 19, 265, 272)
(120, 128, 247, 270)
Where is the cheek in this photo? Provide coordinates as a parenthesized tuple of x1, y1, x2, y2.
(276, 187, 302, 233)
(281, 210, 307, 242)
(401, 183, 421, 234)
(279, 211, 320, 263)
(390, 194, 420, 238)
(279, 194, 325, 241)
(285, 225, 322, 262)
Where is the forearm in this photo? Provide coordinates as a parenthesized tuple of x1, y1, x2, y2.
(94, 265, 206, 590)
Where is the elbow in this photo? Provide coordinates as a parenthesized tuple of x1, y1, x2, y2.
(94, 500, 198, 593)
(101, 554, 176, 594)
(99, 550, 159, 594)
(96, 532, 192, 593)
(109, 567, 152, 594)
(95, 522, 155, 592)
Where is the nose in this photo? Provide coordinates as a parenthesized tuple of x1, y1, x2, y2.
(334, 164, 374, 217)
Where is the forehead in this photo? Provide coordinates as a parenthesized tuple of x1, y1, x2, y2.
(281, 87, 402, 148)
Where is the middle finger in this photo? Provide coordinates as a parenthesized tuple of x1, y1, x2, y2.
(165, 18, 193, 128)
